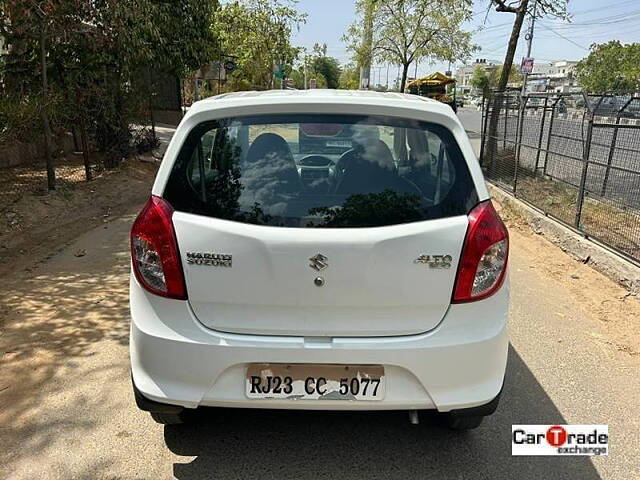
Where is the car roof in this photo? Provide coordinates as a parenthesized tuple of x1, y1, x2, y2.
(187, 89, 453, 118)
(203, 89, 437, 103)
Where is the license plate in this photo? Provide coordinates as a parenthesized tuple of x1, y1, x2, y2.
(245, 364, 385, 401)
(325, 140, 351, 148)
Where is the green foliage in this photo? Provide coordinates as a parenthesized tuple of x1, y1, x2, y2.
(493, 65, 521, 87)
(470, 66, 490, 91)
(339, 63, 360, 90)
(575, 41, 640, 93)
(0, 0, 217, 165)
(344, 0, 475, 91)
(0, 94, 42, 144)
(311, 55, 341, 89)
(216, 0, 306, 90)
(286, 43, 341, 90)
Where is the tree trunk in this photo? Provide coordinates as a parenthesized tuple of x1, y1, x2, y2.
(80, 114, 92, 181)
(76, 89, 92, 181)
(485, 0, 529, 175)
(497, 0, 529, 92)
(400, 62, 410, 93)
(40, 23, 55, 191)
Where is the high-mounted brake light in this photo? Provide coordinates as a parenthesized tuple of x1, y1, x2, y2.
(130, 196, 187, 300)
(452, 201, 509, 303)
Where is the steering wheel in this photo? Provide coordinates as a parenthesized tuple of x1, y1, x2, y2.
(335, 148, 359, 177)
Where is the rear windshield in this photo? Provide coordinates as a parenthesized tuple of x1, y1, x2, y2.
(163, 114, 478, 228)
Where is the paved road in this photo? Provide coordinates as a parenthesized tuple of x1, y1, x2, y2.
(457, 106, 483, 138)
(457, 107, 483, 157)
(462, 103, 640, 209)
(2, 201, 639, 479)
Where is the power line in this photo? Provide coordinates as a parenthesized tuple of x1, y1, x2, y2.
(536, 22, 589, 50)
(570, 0, 638, 17)
(545, 11, 640, 28)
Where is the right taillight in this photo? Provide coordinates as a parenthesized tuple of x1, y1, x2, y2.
(452, 200, 509, 303)
(130, 196, 187, 300)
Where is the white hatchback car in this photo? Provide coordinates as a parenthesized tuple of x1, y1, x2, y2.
(130, 90, 509, 430)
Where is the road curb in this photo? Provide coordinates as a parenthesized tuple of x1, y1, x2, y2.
(488, 183, 640, 296)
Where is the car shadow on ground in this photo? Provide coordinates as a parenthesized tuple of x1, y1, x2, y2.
(163, 346, 601, 480)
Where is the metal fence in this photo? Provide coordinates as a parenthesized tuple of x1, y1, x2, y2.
(0, 134, 97, 212)
(0, 125, 158, 214)
(481, 91, 640, 264)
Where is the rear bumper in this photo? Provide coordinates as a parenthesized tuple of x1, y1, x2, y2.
(130, 276, 509, 413)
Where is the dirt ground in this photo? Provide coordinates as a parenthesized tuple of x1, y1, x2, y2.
(0, 157, 159, 278)
(497, 201, 640, 358)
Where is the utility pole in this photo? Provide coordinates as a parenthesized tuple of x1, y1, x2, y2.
(521, 0, 538, 95)
(304, 54, 308, 89)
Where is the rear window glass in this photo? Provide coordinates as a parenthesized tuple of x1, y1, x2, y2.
(163, 114, 478, 228)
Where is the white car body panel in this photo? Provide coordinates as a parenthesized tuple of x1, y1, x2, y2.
(130, 273, 509, 411)
(130, 89, 508, 413)
(175, 212, 467, 337)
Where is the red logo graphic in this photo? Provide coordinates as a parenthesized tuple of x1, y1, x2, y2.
(546, 425, 568, 447)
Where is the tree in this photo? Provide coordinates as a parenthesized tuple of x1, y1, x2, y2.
(339, 63, 360, 89)
(493, 64, 522, 87)
(488, 0, 567, 93)
(0, 0, 218, 182)
(310, 43, 341, 89)
(470, 66, 490, 92)
(344, 0, 475, 92)
(484, 0, 567, 176)
(216, 0, 306, 90)
(575, 41, 640, 93)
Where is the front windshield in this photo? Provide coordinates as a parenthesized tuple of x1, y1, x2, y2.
(163, 114, 477, 228)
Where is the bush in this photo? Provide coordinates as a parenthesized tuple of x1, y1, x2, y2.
(133, 128, 161, 154)
(0, 95, 42, 145)
(0, 92, 71, 146)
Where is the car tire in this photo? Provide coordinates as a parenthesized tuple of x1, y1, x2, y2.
(445, 414, 484, 431)
(150, 411, 187, 425)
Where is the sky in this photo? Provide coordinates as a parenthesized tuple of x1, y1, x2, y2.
(292, 0, 640, 85)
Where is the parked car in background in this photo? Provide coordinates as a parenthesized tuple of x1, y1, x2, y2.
(130, 90, 510, 431)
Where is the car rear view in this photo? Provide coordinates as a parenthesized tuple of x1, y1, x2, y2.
(129, 90, 509, 429)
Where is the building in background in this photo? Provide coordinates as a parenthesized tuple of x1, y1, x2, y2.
(527, 60, 579, 93)
(455, 58, 501, 94)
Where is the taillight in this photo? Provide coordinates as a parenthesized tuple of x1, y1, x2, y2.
(130, 196, 187, 300)
(452, 200, 509, 303)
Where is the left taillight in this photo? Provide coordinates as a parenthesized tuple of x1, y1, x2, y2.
(130, 195, 187, 300)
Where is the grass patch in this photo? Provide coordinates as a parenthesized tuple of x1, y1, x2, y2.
(514, 174, 640, 261)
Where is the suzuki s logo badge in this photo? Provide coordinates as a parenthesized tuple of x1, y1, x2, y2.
(309, 253, 328, 271)
(414, 254, 453, 269)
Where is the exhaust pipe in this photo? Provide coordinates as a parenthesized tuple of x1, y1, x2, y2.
(408, 410, 419, 425)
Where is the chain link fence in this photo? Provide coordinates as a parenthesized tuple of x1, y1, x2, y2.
(0, 124, 161, 215)
(0, 133, 96, 212)
(481, 91, 640, 264)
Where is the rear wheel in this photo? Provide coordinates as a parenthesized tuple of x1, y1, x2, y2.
(150, 411, 187, 425)
(444, 414, 484, 431)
